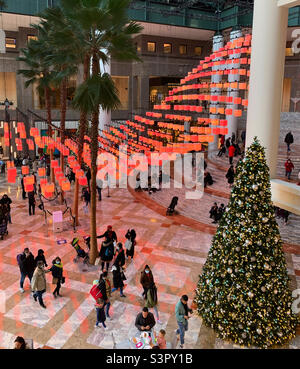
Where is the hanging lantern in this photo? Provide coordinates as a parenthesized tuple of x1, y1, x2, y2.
(78, 176, 88, 186)
(24, 176, 35, 185)
(61, 180, 71, 191)
(7, 167, 17, 183)
(22, 166, 29, 175)
(38, 168, 46, 177)
(51, 160, 59, 168)
(25, 184, 34, 192)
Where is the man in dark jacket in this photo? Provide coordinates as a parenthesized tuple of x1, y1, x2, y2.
(18, 248, 35, 293)
(135, 307, 156, 332)
(284, 131, 294, 152)
(21, 175, 26, 199)
(97, 225, 117, 242)
(28, 191, 36, 216)
(0, 194, 12, 223)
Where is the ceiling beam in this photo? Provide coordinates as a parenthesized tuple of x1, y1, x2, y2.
(278, 0, 300, 8)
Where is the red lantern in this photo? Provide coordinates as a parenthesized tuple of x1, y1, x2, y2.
(22, 166, 29, 175)
(25, 184, 34, 192)
(40, 178, 48, 186)
(61, 180, 70, 191)
(78, 176, 88, 186)
(7, 167, 17, 183)
(38, 168, 46, 177)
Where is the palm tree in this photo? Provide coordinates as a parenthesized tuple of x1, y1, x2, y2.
(17, 31, 56, 182)
(60, 0, 143, 264)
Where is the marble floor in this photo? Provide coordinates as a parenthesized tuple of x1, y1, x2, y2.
(0, 173, 299, 349)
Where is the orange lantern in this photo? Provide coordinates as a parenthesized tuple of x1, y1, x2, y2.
(78, 176, 88, 186)
(22, 166, 29, 175)
(38, 168, 46, 177)
(61, 180, 71, 191)
(234, 110, 242, 117)
(7, 167, 17, 183)
(40, 178, 47, 186)
(51, 160, 59, 168)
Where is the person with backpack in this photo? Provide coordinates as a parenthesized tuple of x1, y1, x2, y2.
(111, 259, 126, 297)
(284, 131, 294, 152)
(34, 249, 48, 268)
(31, 260, 51, 308)
(140, 265, 154, 300)
(18, 248, 36, 293)
(97, 272, 112, 319)
(99, 236, 114, 272)
(145, 283, 162, 324)
(49, 256, 64, 298)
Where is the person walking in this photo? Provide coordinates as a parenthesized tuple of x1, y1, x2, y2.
(114, 242, 125, 267)
(34, 249, 48, 268)
(111, 260, 126, 297)
(284, 131, 294, 152)
(140, 265, 154, 300)
(145, 283, 162, 325)
(284, 158, 294, 180)
(125, 229, 136, 260)
(96, 184, 102, 201)
(49, 256, 64, 298)
(86, 167, 91, 189)
(95, 298, 106, 328)
(98, 272, 112, 319)
(228, 144, 235, 165)
(209, 202, 218, 224)
(226, 165, 235, 187)
(31, 260, 51, 308)
(175, 295, 193, 349)
(28, 190, 36, 216)
(21, 175, 27, 199)
(17, 248, 35, 293)
(0, 194, 12, 224)
(82, 187, 90, 213)
(99, 236, 114, 272)
(225, 137, 231, 156)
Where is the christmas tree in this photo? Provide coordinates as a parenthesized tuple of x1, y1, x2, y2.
(194, 137, 298, 348)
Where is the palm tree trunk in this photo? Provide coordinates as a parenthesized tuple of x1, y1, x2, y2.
(60, 77, 67, 203)
(73, 54, 90, 226)
(89, 52, 100, 265)
(45, 86, 54, 183)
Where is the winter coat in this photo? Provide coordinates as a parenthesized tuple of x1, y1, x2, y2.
(19, 253, 35, 275)
(49, 260, 63, 280)
(228, 145, 235, 157)
(145, 285, 158, 309)
(112, 264, 124, 289)
(285, 161, 294, 172)
(31, 266, 47, 292)
(0, 196, 12, 211)
(226, 168, 235, 184)
(99, 240, 114, 262)
(115, 249, 125, 267)
(34, 254, 47, 267)
(140, 270, 154, 289)
(135, 312, 156, 331)
(28, 191, 35, 205)
(285, 132, 294, 144)
(97, 230, 117, 242)
(98, 278, 108, 301)
(175, 300, 187, 323)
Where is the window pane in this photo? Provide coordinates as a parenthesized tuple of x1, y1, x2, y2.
(147, 42, 156, 52)
(179, 45, 187, 54)
(5, 38, 16, 49)
(111, 76, 129, 110)
(164, 43, 172, 54)
(195, 46, 202, 56)
(27, 35, 37, 43)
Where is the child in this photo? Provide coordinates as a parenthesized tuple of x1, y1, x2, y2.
(95, 298, 106, 328)
(155, 329, 166, 349)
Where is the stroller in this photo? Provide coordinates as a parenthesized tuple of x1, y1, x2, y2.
(166, 196, 178, 216)
(0, 218, 8, 240)
(71, 237, 89, 264)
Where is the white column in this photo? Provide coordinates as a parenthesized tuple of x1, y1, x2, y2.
(209, 34, 224, 152)
(246, 0, 289, 179)
(99, 58, 112, 135)
(226, 29, 243, 140)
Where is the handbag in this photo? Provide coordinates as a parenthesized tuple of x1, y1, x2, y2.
(121, 270, 127, 281)
(52, 277, 58, 285)
(61, 276, 65, 284)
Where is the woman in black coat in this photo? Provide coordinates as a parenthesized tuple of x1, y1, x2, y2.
(35, 249, 48, 267)
(114, 243, 125, 267)
(99, 237, 114, 272)
(111, 260, 126, 297)
(49, 257, 63, 298)
(226, 165, 235, 187)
